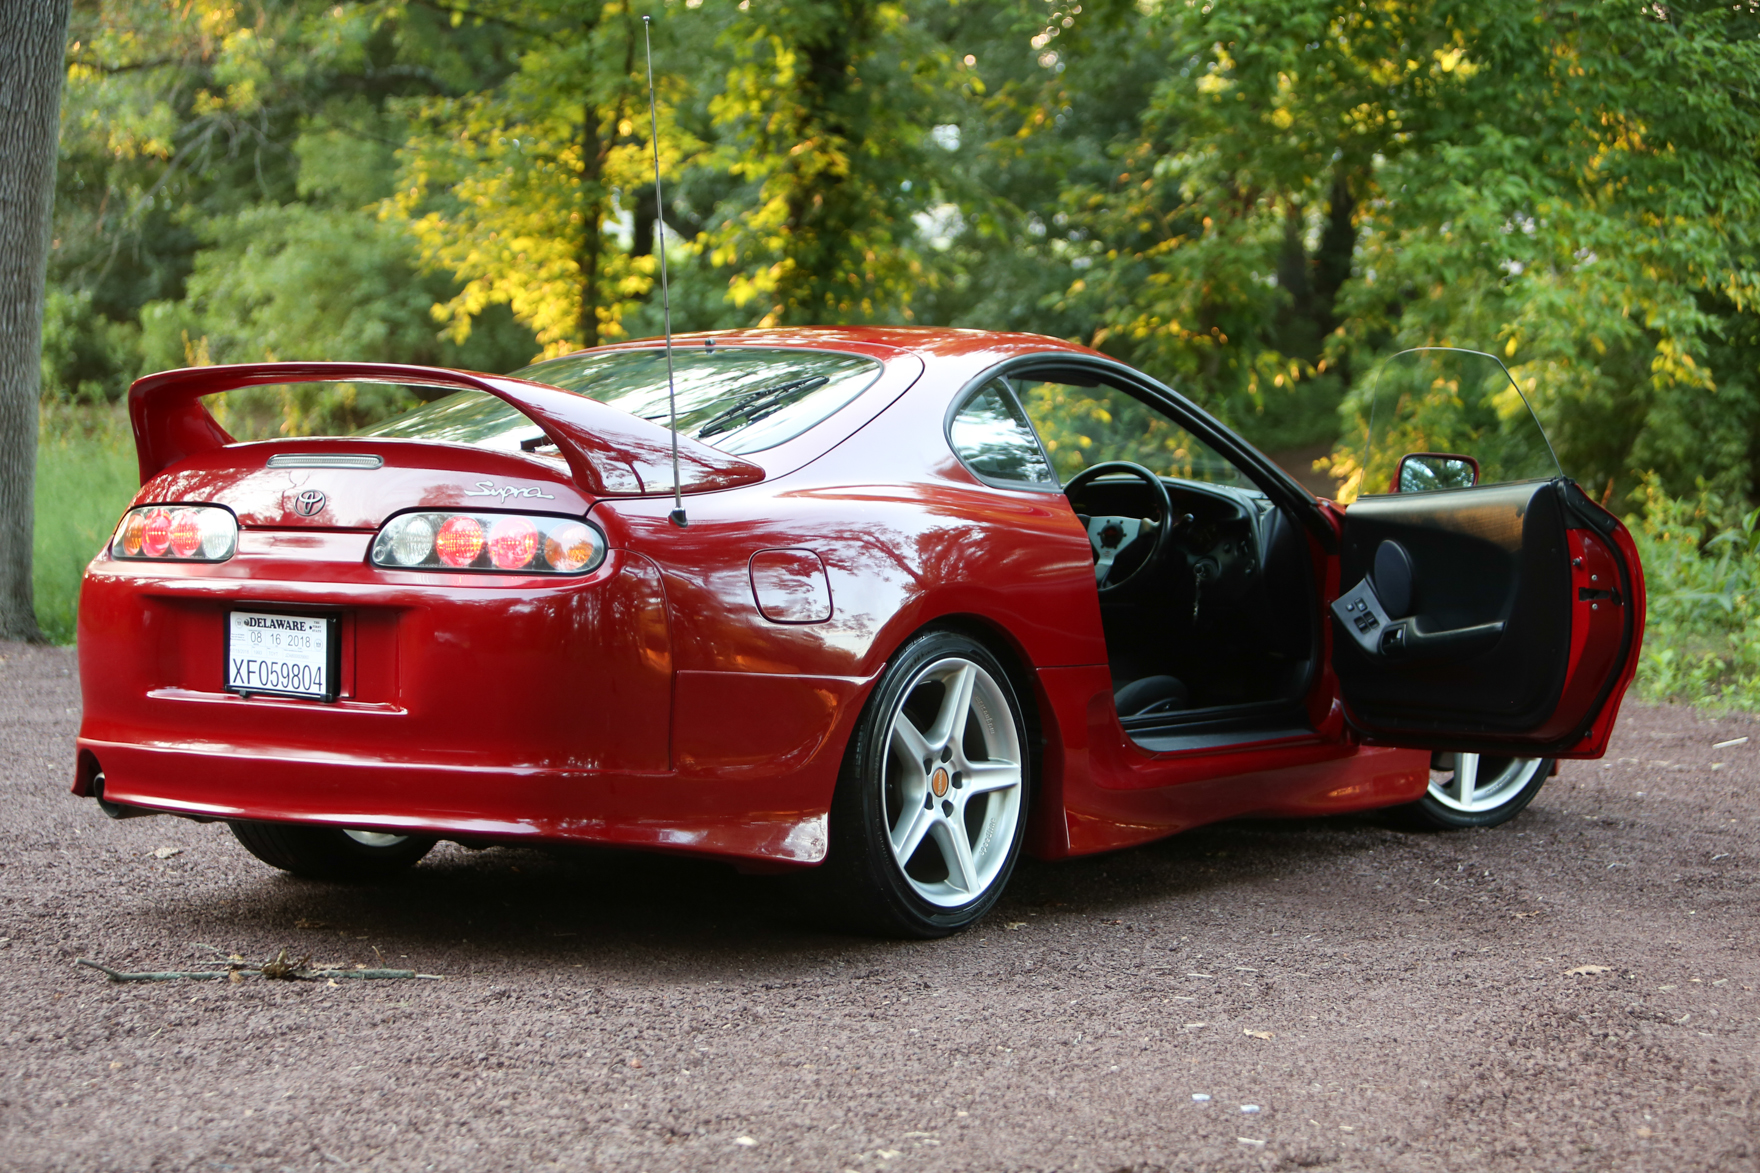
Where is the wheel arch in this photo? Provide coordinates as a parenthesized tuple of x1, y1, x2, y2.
(853, 611, 1050, 824)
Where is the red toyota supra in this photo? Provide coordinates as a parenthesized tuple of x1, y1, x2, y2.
(75, 328, 1643, 936)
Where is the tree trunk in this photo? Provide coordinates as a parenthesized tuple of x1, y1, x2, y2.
(0, 0, 69, 643)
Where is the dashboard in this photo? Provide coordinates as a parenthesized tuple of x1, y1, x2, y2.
(1067, 475, 1268, 591)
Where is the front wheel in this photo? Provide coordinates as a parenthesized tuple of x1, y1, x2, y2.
(824, 631, 1032, 938)
(228, 821, 436, 882)
(1396, 754, 1551, 830)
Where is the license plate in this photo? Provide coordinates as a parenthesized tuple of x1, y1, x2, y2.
(226, 611, 338, 701)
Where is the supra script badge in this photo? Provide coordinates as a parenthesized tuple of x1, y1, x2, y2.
(464, 480, 555, 501)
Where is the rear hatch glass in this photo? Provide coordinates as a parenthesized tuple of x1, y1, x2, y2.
(358, 347, 884, 456)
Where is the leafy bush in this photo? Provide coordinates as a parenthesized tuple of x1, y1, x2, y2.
(1629, 480, 1760, 711)
(41, 289, 142, 404)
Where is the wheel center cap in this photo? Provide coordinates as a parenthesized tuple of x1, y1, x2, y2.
(931, 767, 950, 798)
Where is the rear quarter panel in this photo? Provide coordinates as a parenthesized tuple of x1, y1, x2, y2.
(593, 353, 1108, 829)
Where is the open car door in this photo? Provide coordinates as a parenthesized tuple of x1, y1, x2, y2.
(1330, 349, 1644, 758)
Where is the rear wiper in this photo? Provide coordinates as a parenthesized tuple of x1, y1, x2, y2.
(694, 376, 827, 439)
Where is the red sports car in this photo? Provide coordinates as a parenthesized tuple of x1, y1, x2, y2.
(75, 329, 1643, 936)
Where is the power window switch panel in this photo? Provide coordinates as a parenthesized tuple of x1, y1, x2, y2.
(1331, 578, 1395, 656)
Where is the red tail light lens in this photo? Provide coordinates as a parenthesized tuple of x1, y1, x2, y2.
(487, 516, 539, 570)
(435, 516, 485, 567)
(169, 511, 204, 557)
(111, 505, 238, 562)
(373, 512, 604, 575)
(141, 510, 172, 556)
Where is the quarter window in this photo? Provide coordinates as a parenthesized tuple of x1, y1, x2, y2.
(948, 381, 1057, 487)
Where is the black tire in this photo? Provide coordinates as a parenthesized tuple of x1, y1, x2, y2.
(823, 630, 1033, 938)
(227, 820, 435, 882)
(1394, 754, 1552, 830)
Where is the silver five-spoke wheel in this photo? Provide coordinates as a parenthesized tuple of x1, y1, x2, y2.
(1399, 753, 1551, 829)
(827, 630, 1032, 937)
(1429, 754, 1544, 813)
(883, 657, 1024, 907)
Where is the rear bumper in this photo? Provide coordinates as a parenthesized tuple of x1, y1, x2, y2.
(78, 738, 832, 862)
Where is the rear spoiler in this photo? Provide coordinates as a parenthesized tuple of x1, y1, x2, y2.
(127, 361, 765, 496)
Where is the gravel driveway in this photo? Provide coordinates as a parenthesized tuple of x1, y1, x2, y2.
(2, 642, 1756, 1172)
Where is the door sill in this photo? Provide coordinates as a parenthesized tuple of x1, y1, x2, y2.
(1122, 701, 1317, 755)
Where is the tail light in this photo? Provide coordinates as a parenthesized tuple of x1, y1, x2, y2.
(372, 512, 605, 575)
(111, 505, 238, 562)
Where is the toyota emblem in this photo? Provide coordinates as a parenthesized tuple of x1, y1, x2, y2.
(291, 489, 327, 517)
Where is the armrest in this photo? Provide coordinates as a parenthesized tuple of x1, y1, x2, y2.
(1377, 617, 1505, 662)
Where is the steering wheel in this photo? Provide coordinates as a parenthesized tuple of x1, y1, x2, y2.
(1064, 461, 1177, 595)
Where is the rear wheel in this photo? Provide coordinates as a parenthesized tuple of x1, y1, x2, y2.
(1397, 754, 1550, 830)
(825, 631, 1031, 938)
(228, 821, 435, 882)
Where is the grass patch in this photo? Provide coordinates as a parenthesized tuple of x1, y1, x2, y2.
(35, 402, 137, 644)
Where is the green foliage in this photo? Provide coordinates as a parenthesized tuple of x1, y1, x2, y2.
(41, 288, 140, 403)
(701, 0, 948, 325)
(1017, 378, 1252, 487)
(33, 404, 138, 644)
(388, 1, 660, 355)
(48, 0, 1760, 503)
(1060, 0, 1760, 492)
(914, 3, 1177, 348)
(1333, 347, 1560, 498)
(51, 0, 538, 415)
(1630, 481, 1760, 712)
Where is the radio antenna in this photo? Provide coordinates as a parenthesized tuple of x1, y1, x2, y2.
(643, 14, 687, 528)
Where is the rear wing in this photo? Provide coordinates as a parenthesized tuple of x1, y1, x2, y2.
(127, 362, 765, 497)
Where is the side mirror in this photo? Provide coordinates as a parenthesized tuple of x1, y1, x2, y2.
(1395, 452, 1479, 493)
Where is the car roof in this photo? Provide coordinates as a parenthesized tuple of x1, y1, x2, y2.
(563, 326, 1109, 365)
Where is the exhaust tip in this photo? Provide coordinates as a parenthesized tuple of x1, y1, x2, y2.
(73, 749, 101, 797)
(89, 771, 159, 821)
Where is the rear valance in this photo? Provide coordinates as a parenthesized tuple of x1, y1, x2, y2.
(127, 362, 765, 496)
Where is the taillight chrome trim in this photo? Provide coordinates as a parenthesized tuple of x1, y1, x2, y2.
(110, 505, 240, 563)
(370, 511, 606, 575)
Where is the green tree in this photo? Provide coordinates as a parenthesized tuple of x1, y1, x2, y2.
(1074, 0, 1760, 501)
(700, 0, 949, 326)
(389, 0, 662, 355)
(51, 0, 536, 407)
(911, 1, 1171, 341)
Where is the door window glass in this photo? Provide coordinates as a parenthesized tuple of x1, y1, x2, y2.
(948, 381, 1057, 487)
(1346, 348, 1563, 499)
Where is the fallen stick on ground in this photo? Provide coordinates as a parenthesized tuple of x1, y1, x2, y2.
(76, 957, 442, 982)
(77, 960, 232, 981)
